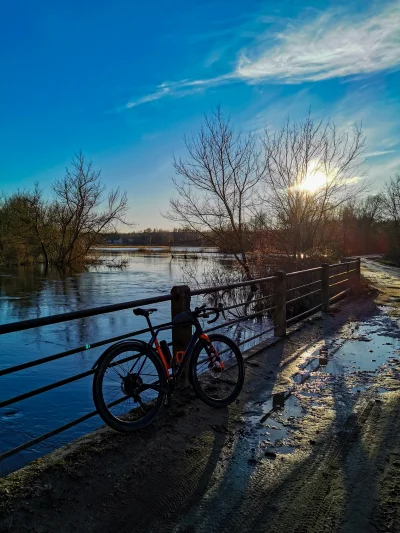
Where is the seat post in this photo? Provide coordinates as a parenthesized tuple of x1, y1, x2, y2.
(145, 314, 155, 335)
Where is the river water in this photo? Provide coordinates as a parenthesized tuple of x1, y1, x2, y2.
(0, 249, 272, 475)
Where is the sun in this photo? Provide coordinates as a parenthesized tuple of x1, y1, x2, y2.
(296, 161, 329, 193)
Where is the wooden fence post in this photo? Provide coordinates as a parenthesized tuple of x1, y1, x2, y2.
(351, 257, 361, 293)
(171, 285, 192, 387)
(321, 263, 330, 311)
(273, 271, 287, 337)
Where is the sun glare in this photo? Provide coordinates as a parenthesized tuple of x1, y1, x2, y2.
(297, 161, 329, 193)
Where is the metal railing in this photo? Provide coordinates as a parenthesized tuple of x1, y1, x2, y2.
(0, 258, 361, 465)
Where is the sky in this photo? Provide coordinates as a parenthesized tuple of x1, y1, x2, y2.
(1, 0, 399, 229)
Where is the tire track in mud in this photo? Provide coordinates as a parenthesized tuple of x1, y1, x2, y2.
(2, 287, 398, 533)
(85, 428, 230, 533)
(232, 394, 377, 533)
(258, 394, 400, 533)
(213, 341, 370, 532)
(171, 302, 388, 533)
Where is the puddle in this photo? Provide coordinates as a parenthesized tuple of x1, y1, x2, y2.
(242, 298, 399, 459)
(332, 321, 399, 373)
(243, 393, 303, 456)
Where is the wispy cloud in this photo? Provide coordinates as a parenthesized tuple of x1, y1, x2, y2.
(236, 3, 400, 83)
(125, 75, 232, 109)
(365, 150, 396, 158)
(123, 2, 400, 109)
(125, 85, 171, 108)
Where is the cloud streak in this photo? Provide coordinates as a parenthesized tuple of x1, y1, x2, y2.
(124, 2, 400, 109)
(236, 3, 400, 82)
(365, 150, 396, 158)
(125, 75, 232, 109)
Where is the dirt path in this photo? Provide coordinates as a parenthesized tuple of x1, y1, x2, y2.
(1, 266, 399, 533)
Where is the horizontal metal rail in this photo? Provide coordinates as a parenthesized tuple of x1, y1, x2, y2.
(237, 325, 275, 347)
(329, 288, 351, 303)
(329, 261, 356, 268)
(0, 258, 361, 468)
(0, 411, 98, 463)
(286, 267, 322, 278)
(286, 279, 321, 293)
(329, 268, 357, 279)
(0, 369, 95, 409)
(205, 305, 277, 333)
(0, 322, 171, 378)
(190, 275, 276, 296)
(0, 396, 127, 463)
(287, 303, 322, 325)
(0, 294, 174, 336)
(222, 294, 273, 312)
(286, 288, 322, 306)
(329, 276, 356, 289)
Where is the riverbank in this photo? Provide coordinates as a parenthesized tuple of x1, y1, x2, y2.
(1, 267, 399, 532)
(93, 245, 220, 254)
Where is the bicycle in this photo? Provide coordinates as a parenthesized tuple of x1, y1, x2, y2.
(92, 304, 245, 432)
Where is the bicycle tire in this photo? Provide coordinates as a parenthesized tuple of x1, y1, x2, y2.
(93, 341, 167, 432)
(190, 333, 245, 408)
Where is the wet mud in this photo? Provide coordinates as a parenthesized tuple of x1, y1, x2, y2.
(1, 259, 400, 532)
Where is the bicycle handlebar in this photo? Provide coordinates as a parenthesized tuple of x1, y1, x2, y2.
(194, 303, 225, 324)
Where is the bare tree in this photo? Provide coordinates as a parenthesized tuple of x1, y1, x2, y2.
(260, 114, 366, 262)
(21, 184, 58, 267)
(383, 174, 400, 260)
(338, 195, 383, 256)
(166, 108, 265, 279)
(52, 151, 128, 267)
(384, 174, 400, 222)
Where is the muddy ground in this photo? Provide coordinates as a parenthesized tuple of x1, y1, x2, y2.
(0, 259, 400, 533)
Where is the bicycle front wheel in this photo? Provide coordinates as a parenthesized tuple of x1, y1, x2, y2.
(190, 334, 245, 408)
(93, 341, 168, 432)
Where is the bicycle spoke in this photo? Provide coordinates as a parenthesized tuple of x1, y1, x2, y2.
(194, 338, 242, 402)
(95, 344, 166, 429)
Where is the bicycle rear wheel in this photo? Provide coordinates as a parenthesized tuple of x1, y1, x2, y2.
(93, 341, 168, 432)
(190, 333, 245, 408)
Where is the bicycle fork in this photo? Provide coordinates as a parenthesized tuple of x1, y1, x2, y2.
(200, 333, 225, 371)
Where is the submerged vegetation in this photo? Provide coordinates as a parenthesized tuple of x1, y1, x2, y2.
(0, 152, 128, 269)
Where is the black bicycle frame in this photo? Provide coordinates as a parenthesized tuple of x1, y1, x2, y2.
(145, 314, 205, 381)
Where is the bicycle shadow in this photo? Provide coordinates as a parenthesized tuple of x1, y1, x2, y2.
(168, 294, 398, 533)
(3, 294, 396, 533)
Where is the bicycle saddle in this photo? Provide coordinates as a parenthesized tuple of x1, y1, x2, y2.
(133, 308, 158, 316)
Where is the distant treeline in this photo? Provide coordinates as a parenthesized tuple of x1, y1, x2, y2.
(3, 110, 400, 273)
(103, 229, 207, 247)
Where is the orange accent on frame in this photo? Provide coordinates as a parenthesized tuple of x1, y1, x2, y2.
(154, 338, 171, 379)
(200, 333, 225, 370)
(174, 351, 185, 365)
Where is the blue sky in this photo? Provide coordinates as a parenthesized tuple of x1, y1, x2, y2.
(1, 0, 399, 229)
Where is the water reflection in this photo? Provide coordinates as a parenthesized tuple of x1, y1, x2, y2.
(0, 251, 272, 475)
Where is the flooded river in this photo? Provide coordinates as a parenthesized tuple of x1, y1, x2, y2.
(0, 249, 272, 475)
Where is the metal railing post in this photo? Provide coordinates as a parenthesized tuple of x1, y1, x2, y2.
(321, 263, 330, 311)
(356, 257, 361, 285)
(273, 271, 287, 337)
(171, 285, 192, 387)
